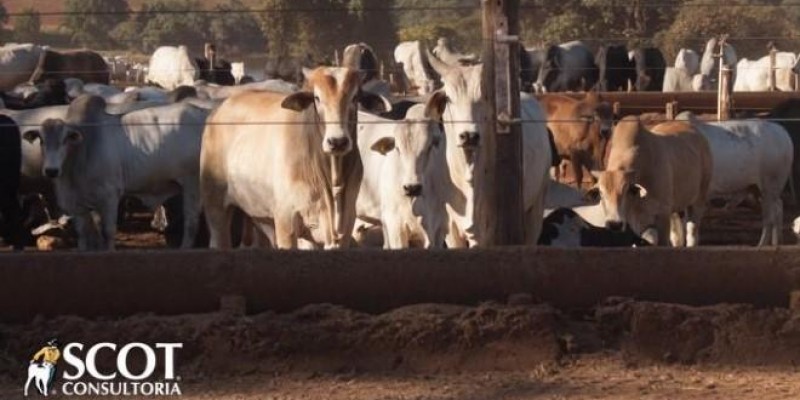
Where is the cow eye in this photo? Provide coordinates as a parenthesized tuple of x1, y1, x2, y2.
(313, 95, 320, 102)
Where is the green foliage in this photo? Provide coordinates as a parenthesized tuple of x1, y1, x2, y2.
(13, 7, 40, 43)
(258, 0, 396, 63)
(208, 0, 265, 54)
(394, 0, 479, 52)
(63, 0, 129, 48)
(658, 0, 800, 60)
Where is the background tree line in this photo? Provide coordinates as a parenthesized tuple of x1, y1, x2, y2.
(4, 0, 800, 64)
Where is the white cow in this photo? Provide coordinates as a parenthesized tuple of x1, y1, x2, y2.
(678, 112, 793, 245)
(394, 41, 439, 95)
(427, 53, 552, 246)
(0, 43, 45, 91)
(675, 48, 700, 75)
(663, 49, 701, 92)
(358, 104, 448, 249)
(193, 79, 298, 100)
(734, 52, 797, 92)
(696, 38, 737, 91)
(230, 62, 245, 84)
(22, 95, 210, 250)
(2, 105, 68, 178)
(146, 46, 199, 90)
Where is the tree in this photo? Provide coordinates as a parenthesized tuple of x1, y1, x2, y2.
(394, 0, 480, 52)
(208, 0, 265, 55)
(659, 0, 800, 60)
(136, 0, 210, 53)
(14, 8, 40, 43)
(63, 0, 130, 48)
(258, 0, 364, 62)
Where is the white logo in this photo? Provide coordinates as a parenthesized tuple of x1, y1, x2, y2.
(26, 341, 183, 397)
(24, 361, 54, 397)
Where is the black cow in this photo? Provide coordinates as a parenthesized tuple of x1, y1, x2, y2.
(534, 41, 599, 93)
(195, 57, 235, 86)
(0, 115, 23, 250)
(0, 79, 70, 110)
(538, 208, 650, 247)
(631, 47, 666, 92)
(595, 45, 636, 92)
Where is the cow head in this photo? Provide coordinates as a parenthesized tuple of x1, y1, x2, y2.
(585, 169, 649, 232)
(23, 119, 82, 178)
(426, 52, 485, 180)
(22, 95, 105, 178)
(370, 104, 444, 198)
(281, 67, 391, 156)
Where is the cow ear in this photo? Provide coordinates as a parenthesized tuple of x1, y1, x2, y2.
(584, 187, 601, 204)
(358, 92, 392, 114)
(370, 137, 395, 155)
(281, 91, 315, 112)
(630, 183, 648, 198)
(301, 67, 314, 80)
(425, 91, 448, 121)
(589, 170, 603, 180)
(22, 130, 41, 143)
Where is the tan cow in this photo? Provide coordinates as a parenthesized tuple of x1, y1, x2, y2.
(587, 116, 712, 246)
(539, 93, 612, 189)
(199, 67, 389, 249)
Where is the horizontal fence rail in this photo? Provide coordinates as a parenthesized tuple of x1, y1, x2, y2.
(0, 247, 797, 322)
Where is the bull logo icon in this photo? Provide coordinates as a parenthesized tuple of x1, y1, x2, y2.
(24, 338, 60, 397)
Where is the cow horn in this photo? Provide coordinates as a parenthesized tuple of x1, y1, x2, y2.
(426, 48, 453, 77)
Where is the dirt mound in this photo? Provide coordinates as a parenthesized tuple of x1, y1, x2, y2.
(0, 302, 560, 384)
(595, 298, 800, 365)
(3, 298, 800, 387)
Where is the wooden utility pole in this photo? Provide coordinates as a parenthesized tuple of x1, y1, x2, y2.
(717, 36, 731, 121)
(483, 0, 524, 245)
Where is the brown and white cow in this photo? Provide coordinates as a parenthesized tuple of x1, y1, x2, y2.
(586, 116, 712, 246)
(199, 67, 390, 249)
(538, 93, 612, 189)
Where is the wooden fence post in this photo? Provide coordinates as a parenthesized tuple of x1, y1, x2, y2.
(483, 0, 523, 245)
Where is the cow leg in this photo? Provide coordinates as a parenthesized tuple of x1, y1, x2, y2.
(382, 216, 406, 249)
(0, 188, 22, 250)
(685, 205, 705, 247)
(758, 194, 781, 246)
(571, 151, 588, 190)
(669, 213, 686, 247)
(773, 197, 783, 245)
(273, 213, 297, 249)
(98, 199, 120, 250)
(179, 183, 201, 249)
(205, 205, 233, 250)
(72, 213, 96, 251)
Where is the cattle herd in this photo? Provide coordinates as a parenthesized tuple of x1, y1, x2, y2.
(1, 36, 800, 252)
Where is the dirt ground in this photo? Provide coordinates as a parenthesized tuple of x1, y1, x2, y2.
(3, 299, 800, 399)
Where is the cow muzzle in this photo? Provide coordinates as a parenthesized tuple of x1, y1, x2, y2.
(605, 221, 624, 232)
(458, 131, 480, 148)
(44, 168, 60, 178)
(403, 184, 423, 198)
(325, 137, 352, 155)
